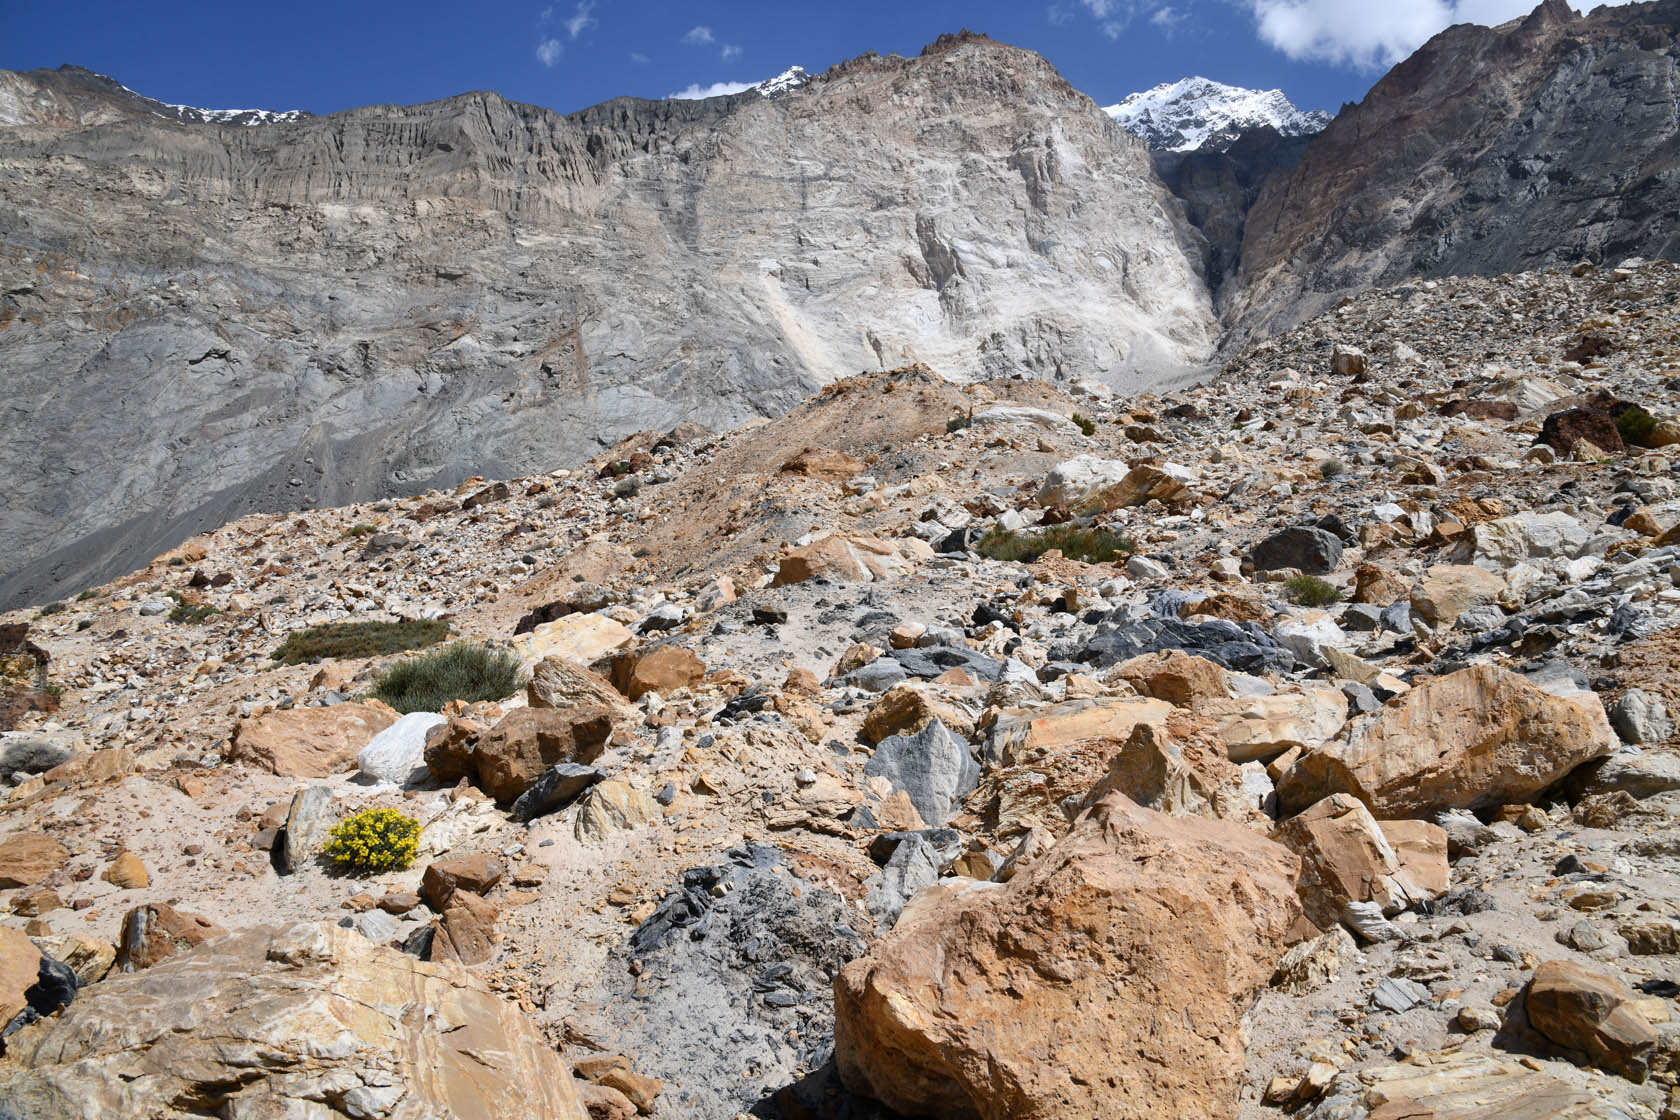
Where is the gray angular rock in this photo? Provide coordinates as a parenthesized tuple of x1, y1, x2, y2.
(1611, 688, 1673, 745)
(863, 719, 979, 828)
(511, 763, 605, 823)
(1246, 526, 1343, 575)
(865, 836, 941, 929)
(278, 786, 335, 875)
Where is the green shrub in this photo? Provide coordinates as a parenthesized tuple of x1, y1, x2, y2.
(977, 524, 1136, 565)
(37, 602, 66, 617)
(1616, 405, 1659, 448)
(271, 619, 450, 665)
(341, 523, 377, 539)
(75, 589, 99, 602)
(324, 808, 420, 874)
(370, 642, 523, 714)
(167, 593, 219, 625)
(1319, 458, 1346, 479)
(1283, 574, 1343, 608)
(1071, 413, 1096, 437)
(946, 412, 973, 433)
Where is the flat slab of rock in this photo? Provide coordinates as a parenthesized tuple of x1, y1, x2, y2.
(0, 923, 587, 1119)
(228, 702, 398, 778)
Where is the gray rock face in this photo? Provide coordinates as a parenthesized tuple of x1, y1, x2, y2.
(278, 786, 334, 875)
(0, 33, 1215, 608)
(603, 844, 866, 1120)
(1227, 0, 1680, 341)
(864, 835, 941, 928)
(862, 719, 979, 828)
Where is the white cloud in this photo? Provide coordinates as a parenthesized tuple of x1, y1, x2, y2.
(540, 4, 554, 21)
(682, 25, 715, 45)
(630, 51, 651, 64)
(565, 0, 596, 38)
(536, 37, 562, 67)
(1046, 3, 1076, 26)
(1245, 0, 1632, 69)
(721, 43, 743, 62)
(668, 79, 754, 99)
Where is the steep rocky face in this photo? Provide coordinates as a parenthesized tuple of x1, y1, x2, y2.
(0, 33, 1214, 609)
(1152, 125, 1319, 297)
(1228, 0, 1680, 341)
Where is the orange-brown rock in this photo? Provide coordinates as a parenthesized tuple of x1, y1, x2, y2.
(420, 852, 506, 911)
(452, 706, 616, 803)
(611, 645, 705, 702)
(100, 850, 149, 889)
(227, 701, 398, 778)
(1352, 564, 1407, 606)
(41, 747, 135, 786)
(779, 447, 864, 480)
(528, 657, 638, 738)
(1277, 665, 1615, 817)
(1272, 795, 1447, 929)
(1112, 649, 1229, 706)
(1071, 716, 1260, 826)
(0, 831, 69, 888)
(1527, 960, 1657, 1081)
(0, 924, 42, 1025)
(859, 684, 974, 745)
(771, 534, 929, 587)
(116, 902, 227, 971)
(834, 794, 1301, 1120)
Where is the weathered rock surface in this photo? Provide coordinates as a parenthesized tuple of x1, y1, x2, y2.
(227, 701, 398, 778)
(1277, 665, 1615, 817)
(0, 33, 1214, 610)
(833, 794, 1300, 1119)
(0, 922, 588, 1118)
(1229, 0, 1680, 340)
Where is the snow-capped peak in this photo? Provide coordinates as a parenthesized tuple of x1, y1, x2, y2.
(754, 66, 809, 98)
(158, 103, 310, 126)
(1103, 77, 1329, 153)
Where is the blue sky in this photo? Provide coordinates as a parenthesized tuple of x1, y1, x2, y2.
(5, 1, 1616, 118)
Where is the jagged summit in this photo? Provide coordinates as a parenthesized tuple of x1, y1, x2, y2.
(4, 64, 312, 127)
(1105, 76, 1330, 152)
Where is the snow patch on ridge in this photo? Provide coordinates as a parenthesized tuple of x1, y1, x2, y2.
(1105, 76, 1329, 152)
(668, 66, 809, 101)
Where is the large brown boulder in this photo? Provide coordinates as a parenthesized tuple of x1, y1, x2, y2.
(1272, 795, 1448, 930)
(833, 794, 1301, 1120)
(438, 706, 616, 803)
(1526, 960, 1657, 1081)
(1277, 665, 1614, 818)
(227, 701, 398, 778)
(528, 657, 638, 737)
(0, 923, 587, 1118)
(611, 645, 705, 702)
(1112, 649, 1228, 706)
(0, 832, 69, 888)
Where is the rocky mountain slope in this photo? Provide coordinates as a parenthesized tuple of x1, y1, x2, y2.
(1228, 0, 1680, 341)
(0, 32, 1213, 611)
(1106, 76, 1330, 153)
(3, 257, 1680, 1118)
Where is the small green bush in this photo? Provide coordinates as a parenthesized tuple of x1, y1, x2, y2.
(271, 619, 450, 665)
(167, 593, 219, 625)
(324, 808, 419, 874)
(977, 524, 1136, 565)
(1071, 413, 1096, 437)
(341, 524, 377, 539)
(75, 589, 99, 602)
(947, 412, 973, 433)
(613, 477, 641, 498)
(37, 602, 66, 617)
(1319, 458, 1346, 479)
(1616, 405, 1659, 448)
(1283, 574, 1343, 608)
(370, 642, 523, 714)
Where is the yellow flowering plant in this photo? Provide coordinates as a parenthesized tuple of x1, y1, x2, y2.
(324, 808, 420, 874)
